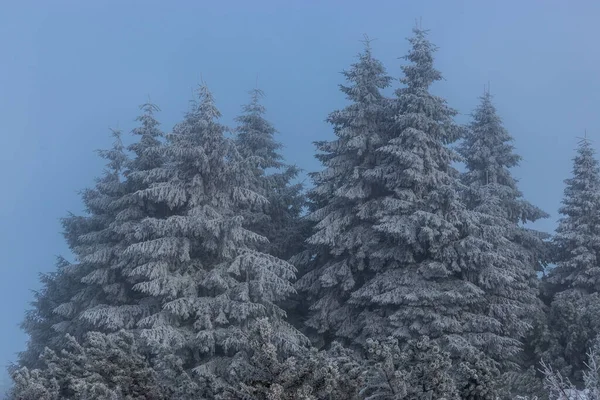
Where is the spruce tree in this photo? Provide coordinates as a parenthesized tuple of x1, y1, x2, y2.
(542, 136, 600, 383)
(121, 83, 306, 394)
(233, 88, 306, 261)
(16, 129, 134, 371)
(349, 27, 487, 357)
(457, 89, 548, 369)
(78, 103, 167, 332)
(295, 37, 393, 345)
(62, 129, 147, 332)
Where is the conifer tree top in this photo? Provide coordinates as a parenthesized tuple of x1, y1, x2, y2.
(400, 27, 442, 91)
(461, 90, 520, 188)
(128, 103, 162, 159)
(336, 35, 392, 105)
(562, 136, 600, 209)
(459, 89, 548, 224)
(234, 88, 283, 170)
(550, 135, 600, 292)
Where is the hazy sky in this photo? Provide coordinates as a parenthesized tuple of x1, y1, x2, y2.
(2, 0, 600, 380)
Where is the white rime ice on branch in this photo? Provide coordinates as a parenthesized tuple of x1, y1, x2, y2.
(543, 136, 600, 384)
(53, 128, 141, 337)
(10, 331, 164, 400)
(348, 27, 483, 359)
(114, 84, 307, 391)
(457, 89, 548, 369)
(295, 36, 393, 345)
(61, 104, 168, 335)
(233, 88, 307, 261)
(15, 84, 309, 398)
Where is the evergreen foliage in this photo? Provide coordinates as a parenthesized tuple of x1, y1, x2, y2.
(119, 83, 306, 385)
(457, 89, 549, 369)
(222, 317, 363, 400)
(233, 88, 307, 261)
(295, 36, 393, 345)
(11, 25, 597, 400)
(543, 138, 600, 384)
(10, 331, 164, 400)
(350, 27, 486, 359)
(62, 129, 143, 333)
(361, 336, 459, 400)
(15, 258, 83, 371)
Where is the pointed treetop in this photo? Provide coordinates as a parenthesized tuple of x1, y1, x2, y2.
(242, 87, 267, 117)
(109, 127, 122, 141)
(139, 102, 161, 115)
(400, 24, 441, 90)
(132, 100, 162, 140)
(484, 81, 491, 96)
(128, 99, 163, 174)
(191, 82, 221, 121)
(96, 128, 127, 176)
(336, 37, 391, 106)
(184, 74, 220, 120)
(572, 131, 597, 177)
(234, 86, 281, 168)
(478, 87, 495, 112)
(577, 129, 592, 145)
(359, 33, 376, 49)
(415, 16, 423, 29)
(140, 93, 160, 114)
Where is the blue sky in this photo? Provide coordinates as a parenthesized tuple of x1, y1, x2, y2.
(2, 0, 600, 381)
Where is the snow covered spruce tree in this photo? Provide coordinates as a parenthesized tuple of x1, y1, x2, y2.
(542, 136, 600, 384)
(457, 89, 548, 369)
(347, 27, 493, 358)
(57, 128, 150, 334)
(15, 129, 134, 373)
(233, 88, 307, 261)
(75, 102, 167, 333)
(294, 37, 393, 345)
(121, 83, 307, 395)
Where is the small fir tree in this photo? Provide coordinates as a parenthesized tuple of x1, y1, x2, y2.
(233, 88, 307, 261)
(457, 89, 549, 369)
(543, 137, 600, 384)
